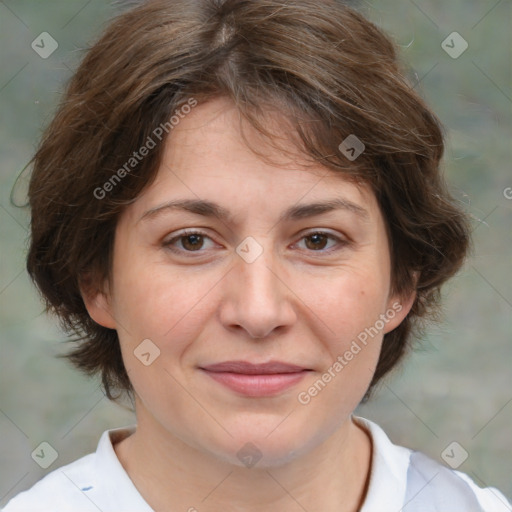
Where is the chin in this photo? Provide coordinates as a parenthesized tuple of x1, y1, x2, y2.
(204, 417, 323, 469)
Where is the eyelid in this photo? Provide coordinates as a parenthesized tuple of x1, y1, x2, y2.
(291, 229, 350, 252)
(298, 228, 347, 240)
(162, 228, 213, 247)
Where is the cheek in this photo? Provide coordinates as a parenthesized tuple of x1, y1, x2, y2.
(110, 249, 216, 351)
(292, 264, 390, 406)
(293, 274, 387, 419)
(301, 265, 390, 343)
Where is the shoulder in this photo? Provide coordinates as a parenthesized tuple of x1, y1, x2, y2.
(1, 426, 145, 512)
(353, 415, 512, 512)
(1, 452, 98, 512)
(404, 449, 511, 512)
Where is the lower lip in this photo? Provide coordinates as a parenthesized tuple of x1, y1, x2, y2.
(201, 370, 309, 397)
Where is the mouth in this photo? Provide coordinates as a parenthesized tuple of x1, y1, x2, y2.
(199, 360, 312, 397)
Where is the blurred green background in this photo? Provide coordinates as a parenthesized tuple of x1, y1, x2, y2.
(1, 0, 511, 506)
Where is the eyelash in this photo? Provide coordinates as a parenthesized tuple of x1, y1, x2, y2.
(163, 229, 349, 256)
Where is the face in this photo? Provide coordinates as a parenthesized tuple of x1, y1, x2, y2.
(85, 96, 413, 467)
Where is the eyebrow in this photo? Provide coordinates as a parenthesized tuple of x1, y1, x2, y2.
(139, 197, 369, 224)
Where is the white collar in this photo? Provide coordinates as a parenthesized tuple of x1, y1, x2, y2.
(352, 415, 411, 511)
(91, 416, 411, 511)
(90, 425, 152, 510)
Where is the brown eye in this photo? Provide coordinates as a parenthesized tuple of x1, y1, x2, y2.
(164, 230, 216, 254)
(181, 233, 204, 251)
(304, 233, 329, 251)
(295, 231, 348, 254)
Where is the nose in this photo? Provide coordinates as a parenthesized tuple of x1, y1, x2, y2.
(218, 243, 297, 339)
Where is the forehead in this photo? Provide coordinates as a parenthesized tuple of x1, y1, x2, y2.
(124, 96, 381, 226)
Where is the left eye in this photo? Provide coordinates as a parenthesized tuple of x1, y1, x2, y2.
(294, 232, 343, 252)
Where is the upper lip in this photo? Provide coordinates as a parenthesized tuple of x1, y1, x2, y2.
(200, 360, 310, 374)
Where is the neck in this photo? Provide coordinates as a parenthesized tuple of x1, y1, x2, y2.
(114, 409, 372, 512)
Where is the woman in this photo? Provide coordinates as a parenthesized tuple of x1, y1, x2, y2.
(3, 0, 510, 510)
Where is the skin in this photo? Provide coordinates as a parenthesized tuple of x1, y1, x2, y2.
(83, 96, 415, 512)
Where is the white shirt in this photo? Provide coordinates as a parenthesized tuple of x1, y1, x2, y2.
(2, 416, 511, 511)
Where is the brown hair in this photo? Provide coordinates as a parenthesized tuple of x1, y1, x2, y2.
(26, 0, 470, 401)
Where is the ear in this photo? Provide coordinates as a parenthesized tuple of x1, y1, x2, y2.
(79, 272, 117, 329)
(383, 272, 418, 334)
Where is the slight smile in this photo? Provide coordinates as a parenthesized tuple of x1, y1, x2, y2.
(199, 361, 313, 397)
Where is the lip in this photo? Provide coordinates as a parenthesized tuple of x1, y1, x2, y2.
(200, 360, 311, 397)
(201, 360, 309, 374)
